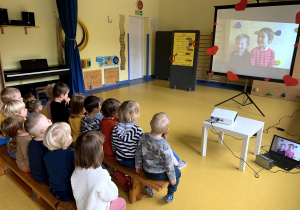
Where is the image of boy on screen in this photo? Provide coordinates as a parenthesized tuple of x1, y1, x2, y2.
(285, 144, 295, 159)
(228, 34, 251, 72)
(277, 143, 286, 155)
(251, 27, 275, 67)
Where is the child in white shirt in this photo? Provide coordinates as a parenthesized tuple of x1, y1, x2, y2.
(71, 131, 126, 210)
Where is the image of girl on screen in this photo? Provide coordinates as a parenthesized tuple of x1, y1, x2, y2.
(228, 34, 251, 72)
(251, 27, 275, 67)
(277, 143, 286, 155)
(285, 144, 295, 159)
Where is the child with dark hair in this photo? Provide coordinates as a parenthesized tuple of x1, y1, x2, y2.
(23, 94, 35, 106)
(1, 115, 31, 172)
(50, 82, 70, 123)
(26, 99, 42, 118)
(100, 98, 120, 156)
(25, 113, 53, 183)
(251, 27, 275, 67)
(43, 122, 74, 201)
(277, 143, 286, 155)
(71, 131, 126, 210)
(69, 93, 86, 142)
(81, 95, 103, 134)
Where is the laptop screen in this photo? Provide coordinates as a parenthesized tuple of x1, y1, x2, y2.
(270, 135, 300, 162)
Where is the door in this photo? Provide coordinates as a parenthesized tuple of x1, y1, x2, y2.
(129, 17, 144, 80)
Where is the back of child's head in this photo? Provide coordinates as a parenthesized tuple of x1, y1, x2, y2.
(43, 122, 72, 151)
(84, 95, 103, 113)
(45, 83, 55, 99)
(259, 27, 274, 42)
(53, 82, 69, 98)
(101, 98, 120, 118)
(150, 112, 170, 133)
(1, 87, 21, 104)
(24, 113, 43, 135)
(236, 34, 250, 44)
(118, 100, 140, 122)
(2, 115, 26, 154)
(74, 131, 105, 169)
(70, 93, 86, 118)
(26, 99, 42, 113)
(2, 100, 25, 118)
(1, 115, 25, 138)
(23, 94, 35, 106)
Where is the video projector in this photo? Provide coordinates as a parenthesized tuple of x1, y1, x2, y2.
(210, 108, 238, 125)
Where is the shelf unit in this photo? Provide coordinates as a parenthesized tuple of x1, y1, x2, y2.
(0, 25, 39, 35)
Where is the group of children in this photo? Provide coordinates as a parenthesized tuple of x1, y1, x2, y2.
(229, 27, 275, 71)
(0, 82, 187, 209)
(277, 143, 295, 158)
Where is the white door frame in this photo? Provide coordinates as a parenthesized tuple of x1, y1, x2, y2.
(129, 16, 144, 80)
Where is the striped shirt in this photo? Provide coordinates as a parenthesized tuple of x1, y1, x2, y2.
(251, 47, 275, 67)
(111, 122, 143, 161)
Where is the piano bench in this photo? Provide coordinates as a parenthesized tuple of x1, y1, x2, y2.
(35, 86, 47, 100)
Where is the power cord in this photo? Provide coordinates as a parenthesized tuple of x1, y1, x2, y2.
(264, 109, 300, 141)
(207, 119, 261, 178)
(256, 167, 300, 175)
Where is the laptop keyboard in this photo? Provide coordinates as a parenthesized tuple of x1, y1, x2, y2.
(268, 153, 298, 170)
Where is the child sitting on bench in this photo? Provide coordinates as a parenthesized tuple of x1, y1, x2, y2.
(135, 112, 181, 203)
(25, 113, 52, 183)
(1, 115, 31, 172)
(71, 131, 126, 210)
(43, 122, 74, 201)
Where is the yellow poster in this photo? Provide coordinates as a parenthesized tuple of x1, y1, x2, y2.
(172, 33, 196, 67)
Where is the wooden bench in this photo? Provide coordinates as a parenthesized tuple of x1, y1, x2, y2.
(0, 145, 76, 210)
(103, 155, 170, 204)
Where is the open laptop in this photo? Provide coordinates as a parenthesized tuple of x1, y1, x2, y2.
(263, 135, 300, 171)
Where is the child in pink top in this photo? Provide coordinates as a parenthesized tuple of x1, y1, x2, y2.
(285, 144, 295, 159)
(251, 27, 275, 67)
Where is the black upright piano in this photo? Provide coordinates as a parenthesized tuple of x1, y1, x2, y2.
(3, 59, 71, 97)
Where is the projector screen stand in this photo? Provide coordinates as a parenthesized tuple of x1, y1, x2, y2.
(215, 79, 265, 117)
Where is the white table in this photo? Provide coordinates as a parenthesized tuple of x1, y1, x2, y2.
(201, 116, 264, 171)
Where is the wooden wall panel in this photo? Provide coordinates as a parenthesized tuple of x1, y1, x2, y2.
(105, 68, 119, 85)
(84, 69, 103, 90)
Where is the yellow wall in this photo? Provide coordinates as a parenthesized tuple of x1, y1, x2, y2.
(1, 0, 58, 86)
(77, 0, 159, 82)
(158, 0, 238, 34)
(1, 0, 159, 87)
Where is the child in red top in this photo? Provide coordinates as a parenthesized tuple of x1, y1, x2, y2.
(100, 99, 120, 156)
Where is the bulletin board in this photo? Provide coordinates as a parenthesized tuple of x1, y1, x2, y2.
(170, 30, 200, 91)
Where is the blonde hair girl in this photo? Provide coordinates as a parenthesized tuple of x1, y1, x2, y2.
(111, 100, 143, 169)
(1, 100, 27, 118)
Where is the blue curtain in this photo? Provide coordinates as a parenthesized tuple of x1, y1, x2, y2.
(56, 0, 86, 96)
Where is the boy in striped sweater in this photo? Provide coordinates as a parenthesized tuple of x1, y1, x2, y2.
(111, 100, 143, 168)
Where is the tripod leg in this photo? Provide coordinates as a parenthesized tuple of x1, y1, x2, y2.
(215, 92, 244, 106)
(244, 92, 265, 117)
